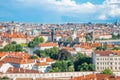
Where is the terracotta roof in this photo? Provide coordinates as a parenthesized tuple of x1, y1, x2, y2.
(34, 62, 48, 66)
(94, 50, 120, 56)
(16, 78, 33, 80)
(0, 52, 8, 58)
(74, 43, 92, 49)
(94, 50, 112, 56)
(2, 32, 27, 38)
(0, 61, 4, 67)
(7, 67, 39, 73)
(1, 57, 34, 64)
(70, 74, 120, 80)
(96, 74, 118, 80)
(8, 52, 30, 59)
(112, 50, 120, 56)
(71, 74, 96, 80)
(107, 44, 114, 48)
(46, 57, 54, 62)
(62, 47, 75, 51)
(37, 42, 58, 47)
(91, 42, 101, 47)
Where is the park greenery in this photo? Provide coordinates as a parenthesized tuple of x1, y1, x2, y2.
(28, 36, 44, 48)
(34, 47, 95, 72)
(101, 68, 113, 75)
(0, 41, 25, 52)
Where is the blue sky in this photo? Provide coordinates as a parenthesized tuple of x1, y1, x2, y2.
(0, 0, 120, 23)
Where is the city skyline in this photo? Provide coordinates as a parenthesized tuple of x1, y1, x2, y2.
(0, 0, 120, 23)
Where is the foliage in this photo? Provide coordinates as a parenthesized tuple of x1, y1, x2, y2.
(33, 49, 46, 58)
(34, 47, 59, 59)
(29, 55, 38, 59)
(28, 37, 44, 48)
(86, 35, 92, 41)
(3, 44, 24, 52)
(112, 34, 118, 39)
(78, 62, 95, 71)
(20, 43, 28, 47)
(96, 46, 107, 50)
(57, 49, 72, 60)
(49, 60, 74, 72)
(28, 41, 36, 48)
(74, 53, 95, 71)
(1, 76, 9, 80)
(101, 68, 113, 75)
(112, 47, 120, 50)
(11, 41, 17, 44)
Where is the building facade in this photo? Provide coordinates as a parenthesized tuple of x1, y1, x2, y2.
(92, 50, 120, 71)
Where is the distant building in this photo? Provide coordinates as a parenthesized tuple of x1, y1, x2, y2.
(92, 50, 120, 71)
(35, 42, 58, 50)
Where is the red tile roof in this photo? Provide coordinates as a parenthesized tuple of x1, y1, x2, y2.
(37, 42, 58, 47)
(7, 67, 39, 73)
(2, 32, 27, 38)
(34, 62, 48, 66)
(1, 57, 34, 64)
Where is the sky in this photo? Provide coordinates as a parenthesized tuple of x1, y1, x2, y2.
(0, 0, 120, 23)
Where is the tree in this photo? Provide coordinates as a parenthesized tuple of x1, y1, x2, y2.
(74, 53, 94, 71)
(28, 41, 36, 48)
(112, 47, 120, 50)
(11, 41, 17, 44)
(33, 36, 44, 44)
(28, 37, 44, 48)
(68, 66, 74, 72)
(86, 35, 92, 41)
(49, 60, 74, 72)
(3, 44, 24, 52)
(33, 47, 59, 59)
(101, 68, 113, 75)
(112, 34, 118, 39)
(33, 50, 46, 58)
(15, 44, 23, 52)
(57, 49, 72, 60)
(49, 67, 60, 72)
(29, 55, 38, 59)
(96, 46, 107, 50)
(78, 62, 89, 71)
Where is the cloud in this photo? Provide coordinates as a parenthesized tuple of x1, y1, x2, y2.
(1, 0, 120, 23)
(16, 0, 120, 20)
(98, 15, 107, 20)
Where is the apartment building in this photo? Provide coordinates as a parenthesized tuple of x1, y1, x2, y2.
(92, 50, 120, 71)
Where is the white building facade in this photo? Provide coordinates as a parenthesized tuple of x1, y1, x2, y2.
(92, 50, 120, 72)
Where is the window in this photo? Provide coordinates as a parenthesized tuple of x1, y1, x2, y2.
(97, 62, 99, 65)
(97, 58, 99, 60)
